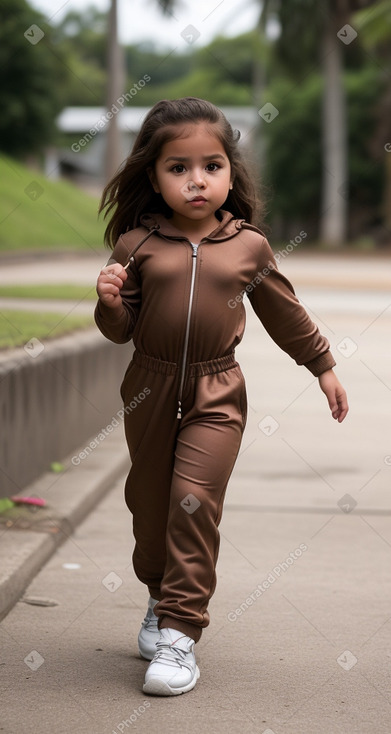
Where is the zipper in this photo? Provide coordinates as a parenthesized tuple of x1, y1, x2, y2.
(177, 243, 199, 419)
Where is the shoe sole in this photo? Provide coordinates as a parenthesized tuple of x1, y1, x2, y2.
(143, 665, 200, 696)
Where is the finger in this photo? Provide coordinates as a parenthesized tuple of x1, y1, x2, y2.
(100, 264, 124, 280)
(117, 266, 128, 282)
(324, 388, 337, 414)
(330, 402, 339, 419)
(97, 286, 120, 303)
(105, 266, 128, 282)
(99, 273, 124, 289)
(337, 409, 348, 423)
(99, 283, 120, 297)
(336, 394, 349, 423)
(330, 396, 342, 420)
(330, 391, 348, 422)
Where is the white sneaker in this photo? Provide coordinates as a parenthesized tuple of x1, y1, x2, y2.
(138, 596, 160, 661)
(143, 627, 200, 696)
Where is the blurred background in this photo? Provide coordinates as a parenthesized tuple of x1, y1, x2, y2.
(0, 0, 390, 495)
(1, 0, 391, 257)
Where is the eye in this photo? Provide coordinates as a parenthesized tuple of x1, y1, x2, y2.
(205, 162, 221, 172)
(170, 164, 186, 173)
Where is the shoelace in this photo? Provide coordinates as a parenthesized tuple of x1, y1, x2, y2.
(152, 640, 193, 670)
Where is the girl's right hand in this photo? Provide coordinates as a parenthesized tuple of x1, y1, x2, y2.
(96, 263, 128, 309)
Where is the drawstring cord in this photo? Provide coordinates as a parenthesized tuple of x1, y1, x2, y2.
(120, 225, 160, 270)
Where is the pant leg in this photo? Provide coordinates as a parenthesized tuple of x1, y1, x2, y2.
(155, 364, 247, 642)
(120, 358, 179, 601)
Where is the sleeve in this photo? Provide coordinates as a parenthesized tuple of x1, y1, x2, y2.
(247, 236, 336, 377)
(94, 234, 142, 344)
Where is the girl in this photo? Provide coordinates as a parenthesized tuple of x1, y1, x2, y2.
(95, 97, 348, 697)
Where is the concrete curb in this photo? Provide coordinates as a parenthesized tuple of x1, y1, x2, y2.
(0, 327, 131, 497)
(0, 429, 129, 621)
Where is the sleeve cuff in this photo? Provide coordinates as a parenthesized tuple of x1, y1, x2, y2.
(94, 300, 127, 325)
(304, 351, 336, 377)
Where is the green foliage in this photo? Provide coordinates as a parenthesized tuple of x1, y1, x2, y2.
(125, 32, 263, 106)
(55, 52, 106, 107)
(0, 2, 386, 241)
(346, 66, 384, 216)
(0, 0, 68, 157)
(261, 0, 368, 78)
(124, 44, 193, 88)
(0, 311, 93, 349)
(137, 32, 266, 106)
(50, 6, 107, 105)
(197, 33, 262, 87)
(145, 69, 253, 106)
(0, 285, 97, 300)
(263, 66, 384, 228)
(354, 0, 391, 46)
(262, 75, 323, 221)
(0, 155, 105, 251)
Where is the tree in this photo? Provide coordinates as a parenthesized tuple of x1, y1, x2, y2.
(258, 0, 374, 246)
(50, 6, 107, 106)
(0, 0, 68, 158)
(104, 0, 177, 181)
(141, 32, 262, 105)
(354, 0, 391, 237)
(263, 68, 383, 239)
(105, 0, 124, 180)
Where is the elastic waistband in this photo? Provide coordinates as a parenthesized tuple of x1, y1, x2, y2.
(132, 350, 237, 376)
(189, 353, 237, 376)
(133, 350, 176, 375)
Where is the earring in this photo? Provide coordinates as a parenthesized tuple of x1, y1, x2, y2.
(229, 182, 233, 190)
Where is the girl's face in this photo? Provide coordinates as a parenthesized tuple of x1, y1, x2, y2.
(149, 122, 232, 232)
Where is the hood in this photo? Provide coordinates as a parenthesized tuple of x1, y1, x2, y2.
(139, 210, 246, 242)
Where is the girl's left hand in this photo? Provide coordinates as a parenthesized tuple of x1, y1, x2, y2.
(318, 369, 349, 423)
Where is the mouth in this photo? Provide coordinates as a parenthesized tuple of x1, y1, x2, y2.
(189, 196, 207, 202)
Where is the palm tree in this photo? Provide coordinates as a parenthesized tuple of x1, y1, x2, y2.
(258, 0, 373, 246)
(105, 0, 177, 182)
(319, 1, 350, 247)
(105, 0, 122, 181)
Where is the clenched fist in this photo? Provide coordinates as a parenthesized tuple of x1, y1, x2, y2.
(96, 263, 127, 309)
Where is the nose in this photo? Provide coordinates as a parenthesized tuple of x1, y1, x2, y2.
(191, 168, 206, 188)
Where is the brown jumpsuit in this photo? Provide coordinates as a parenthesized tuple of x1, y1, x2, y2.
(94, 210, 336, 643)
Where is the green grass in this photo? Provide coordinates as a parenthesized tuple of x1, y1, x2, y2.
(0, 311, 94, 349)
(0, 284, 97, 300)
(0, 155, 106, 252)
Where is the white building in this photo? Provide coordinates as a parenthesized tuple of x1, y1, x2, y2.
(51, 106, 259, 190)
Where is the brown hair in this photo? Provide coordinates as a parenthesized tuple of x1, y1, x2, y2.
(99, 97, 263, 248)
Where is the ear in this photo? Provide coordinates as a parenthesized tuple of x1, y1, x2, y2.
(147, 167, 160, 193)
(229, 181, 233, 190)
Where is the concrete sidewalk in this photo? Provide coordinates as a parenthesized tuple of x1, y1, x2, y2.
(0, 430, 129, 622)
(1, 288, 391, 733)
(0, 250, 390, 290)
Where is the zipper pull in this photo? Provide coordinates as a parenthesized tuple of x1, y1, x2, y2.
(177, 401, 182, 420)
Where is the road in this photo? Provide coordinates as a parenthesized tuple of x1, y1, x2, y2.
(1, 254, 391, 733)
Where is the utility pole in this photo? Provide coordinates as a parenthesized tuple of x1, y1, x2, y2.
(104, 0, 124, 182)
(319, 5, 348, 247)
